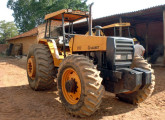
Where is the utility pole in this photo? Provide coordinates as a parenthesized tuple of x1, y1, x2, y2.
(119, 17, 122, 37)
(145, 23, 149, 58)
(163, 9, 165, 64)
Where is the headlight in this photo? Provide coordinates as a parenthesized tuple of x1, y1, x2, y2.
(116, 54, 132, 60)
(115, 55, 121, 60)
(116, 54, 128, 60)
(127, 54, 132, 59)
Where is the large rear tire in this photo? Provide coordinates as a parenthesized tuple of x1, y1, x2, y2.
(27, 44, 56, 90)
(116, 56, 155, 104)
(57, 54, 104, 117)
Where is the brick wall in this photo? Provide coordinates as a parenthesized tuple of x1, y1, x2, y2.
(37, 21, 62, 40)
(0, 44, 8, 53)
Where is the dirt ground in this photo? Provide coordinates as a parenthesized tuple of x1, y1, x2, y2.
(0, 56, 165, 120)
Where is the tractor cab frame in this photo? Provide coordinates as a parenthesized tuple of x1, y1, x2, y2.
(44, 9, 90, 57)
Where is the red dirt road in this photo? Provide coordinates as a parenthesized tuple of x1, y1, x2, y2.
(0, 56, 165, 120)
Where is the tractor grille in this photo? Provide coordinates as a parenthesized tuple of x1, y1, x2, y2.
(115, 39, 134, 69)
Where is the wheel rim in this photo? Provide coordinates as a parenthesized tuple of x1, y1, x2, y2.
(123, 91, 134, 94)
(62, 68, 81, 105)
(27, 56, 36, 80)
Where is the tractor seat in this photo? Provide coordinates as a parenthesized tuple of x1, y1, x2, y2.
(55, 36, 69, 46)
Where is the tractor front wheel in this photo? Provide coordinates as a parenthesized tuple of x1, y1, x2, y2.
(57, 54, 104, 117)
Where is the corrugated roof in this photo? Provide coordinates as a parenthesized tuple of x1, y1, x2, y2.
(73, 4, 165, 29)
(97, 4, 165, 20)
(7, 27, 38, 41)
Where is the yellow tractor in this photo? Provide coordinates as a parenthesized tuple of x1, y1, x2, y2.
(27, 5, 155, 117)
(102, 22, 131, 36)
(85, 22, 131, 36)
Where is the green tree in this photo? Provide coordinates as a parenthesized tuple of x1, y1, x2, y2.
(0, 20, 18, 44)
(7, 0, 88, 33)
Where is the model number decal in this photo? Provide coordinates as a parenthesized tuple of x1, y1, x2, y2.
(88, 46, 99, 50)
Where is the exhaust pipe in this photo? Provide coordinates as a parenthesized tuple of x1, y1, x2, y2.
(94, 26, 102, 36)
(89, 2, 94, 36)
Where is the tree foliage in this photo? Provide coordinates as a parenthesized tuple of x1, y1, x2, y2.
(7, 0, 88, 33)
(0, 20, 18, 44)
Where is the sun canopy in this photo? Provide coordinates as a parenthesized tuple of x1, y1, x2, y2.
(45, 9, 89, 22)
(102, 23, 131, 29)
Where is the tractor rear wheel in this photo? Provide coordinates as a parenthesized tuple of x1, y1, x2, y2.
(116, 56, 155, 104)
(57, 54, 104, 117)
(27, 44, 56, 90)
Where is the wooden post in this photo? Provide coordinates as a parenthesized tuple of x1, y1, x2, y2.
(119, 17, 122, 37)
(163, 9, 165, 64)
(145, 23, 149, 58)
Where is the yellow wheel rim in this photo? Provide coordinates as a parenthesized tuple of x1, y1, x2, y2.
(62, 68, 81, 105)
(27, 56, 36, 80)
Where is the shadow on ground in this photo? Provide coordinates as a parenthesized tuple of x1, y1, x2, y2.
(0, 84, 138, 120)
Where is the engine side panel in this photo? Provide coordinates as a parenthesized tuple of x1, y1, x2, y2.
(69, 35, 107, 52)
